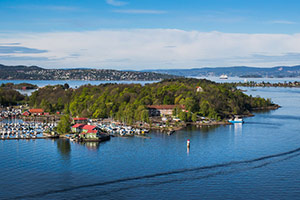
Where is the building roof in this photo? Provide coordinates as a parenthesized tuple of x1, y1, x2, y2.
(87, 130, 97, 133)
(82, 125, 96, 130)
(29, 109, 44, 113)
(73, 117, 88, 121)
(146, 105, 185, 110)
(22, 111, 30, 115)
(72, 124, 85, 128)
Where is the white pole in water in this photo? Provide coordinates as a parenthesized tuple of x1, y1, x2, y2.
(187, 139, 190, 148)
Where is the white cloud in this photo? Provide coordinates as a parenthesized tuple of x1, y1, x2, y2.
(113, 9, 167, 14)
(1, 29, 300, 69)
(106, 0, 128, 6)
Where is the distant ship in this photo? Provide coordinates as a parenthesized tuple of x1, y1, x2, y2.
(219, 74, 228, 79)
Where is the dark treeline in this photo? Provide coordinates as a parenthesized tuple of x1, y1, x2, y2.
(0, 86, 25, 106)
(0, 83, 38, 90)
(27, 78, 275, 123)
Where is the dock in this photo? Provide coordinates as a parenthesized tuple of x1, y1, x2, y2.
(0, 136, 47, 140)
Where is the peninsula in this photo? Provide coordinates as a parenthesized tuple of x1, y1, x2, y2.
(0, 64, 179, 81)
(26, 78, 278, 131)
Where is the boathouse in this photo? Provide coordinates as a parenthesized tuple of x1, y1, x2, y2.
(72, 124, 100, 133)
(22, 111, 30, 116)
(80, 129, 99, 139)
(81, 125, 99, 133)
(147, 105, 185, 116)
(71, 124, 85, 133)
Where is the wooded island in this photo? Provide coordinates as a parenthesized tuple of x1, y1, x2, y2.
(0, 78, 278, 129)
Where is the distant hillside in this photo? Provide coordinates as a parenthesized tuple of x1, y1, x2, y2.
(143, 65, 300, 78)
(0, 64, 179, 81)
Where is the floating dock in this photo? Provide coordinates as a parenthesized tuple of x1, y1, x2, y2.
(0, 137, 47, 140)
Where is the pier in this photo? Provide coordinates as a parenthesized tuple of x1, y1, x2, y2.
(0, 121, 57, 141)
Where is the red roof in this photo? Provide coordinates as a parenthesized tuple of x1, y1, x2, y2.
(82, 125, 96, 131)
(22, 111, 30, 116)
(73, 118, 88, 121)
(72, 124, 85, 128)
(147, 105, 185, 110)
(29, 109, 44, 113)
(87, 130, 97, 133)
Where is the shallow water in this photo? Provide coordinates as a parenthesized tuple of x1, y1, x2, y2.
(1, 87, 300, 199)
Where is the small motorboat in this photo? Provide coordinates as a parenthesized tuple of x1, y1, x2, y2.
(229, 117, 244, 123)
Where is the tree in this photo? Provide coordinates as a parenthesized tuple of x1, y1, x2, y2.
(192, 113, 197, 122)
(179, 111, 187, 122)
(63, 83, 70, 90)
(141, 110, 149, 123)
(57, 115, 71, 134)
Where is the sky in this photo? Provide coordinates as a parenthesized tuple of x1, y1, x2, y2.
(1, 0, 300, 70)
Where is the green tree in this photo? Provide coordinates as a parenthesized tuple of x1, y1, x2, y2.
(179, 111, 187, 122)
(192, 113, 197, 122)
(57, 115, 71, 134)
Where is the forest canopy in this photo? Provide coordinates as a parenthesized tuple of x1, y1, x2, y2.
(26, 78, 275, 122)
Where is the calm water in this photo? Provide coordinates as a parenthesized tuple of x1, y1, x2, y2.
(0, 80, 157, 96)
(1, 85, 300, 199)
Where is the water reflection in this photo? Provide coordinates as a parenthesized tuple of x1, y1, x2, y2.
(56, 139, 71, 160)
(187, 124, 220, 133)
(233, 123, 243, 136)
(78, 142, 100, 151)
(252, 109, 273, 114)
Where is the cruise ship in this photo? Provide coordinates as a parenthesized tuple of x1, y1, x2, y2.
(219, 74, 228, 79)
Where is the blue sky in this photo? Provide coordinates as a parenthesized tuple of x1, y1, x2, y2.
(1, 0, 300, 69)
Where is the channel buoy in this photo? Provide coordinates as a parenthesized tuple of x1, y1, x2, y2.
(187, 139, 190, 148)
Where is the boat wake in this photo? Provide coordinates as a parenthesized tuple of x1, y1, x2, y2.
(9, 147, 300, 200)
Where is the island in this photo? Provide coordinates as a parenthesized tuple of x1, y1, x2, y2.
(1, 78, 272, 133)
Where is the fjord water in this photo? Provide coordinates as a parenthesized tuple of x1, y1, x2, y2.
(1, 87, 300, 199)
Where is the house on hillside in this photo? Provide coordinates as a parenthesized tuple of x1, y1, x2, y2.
(147, 105, 186, 116)
(196, 86, 203, 92)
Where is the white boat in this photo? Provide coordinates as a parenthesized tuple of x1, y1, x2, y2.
(220, 74, 228, 79)
(229, 117, 244, 123)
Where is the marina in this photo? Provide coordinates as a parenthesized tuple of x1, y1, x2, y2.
(0, 121, 57, 140)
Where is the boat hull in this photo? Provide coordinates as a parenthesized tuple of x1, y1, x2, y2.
(228, 120, 244, 123)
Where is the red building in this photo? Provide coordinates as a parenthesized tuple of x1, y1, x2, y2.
(29, 109, 44, 116)
(22, 111, 30, 116)
(73, 117, 88, 124)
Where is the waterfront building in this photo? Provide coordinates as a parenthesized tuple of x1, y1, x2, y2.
(73, 117, 88, 124)
(80, 130, 99, 139)
(29, 109, 44, 116)
(71, 124, 85, 133)
(22, 111, 30, 116)
(147, 105, 185, 116)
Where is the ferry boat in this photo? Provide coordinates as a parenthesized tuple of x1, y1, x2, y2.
(219, 74, 228, 79)
(228, 117, 244, 123)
